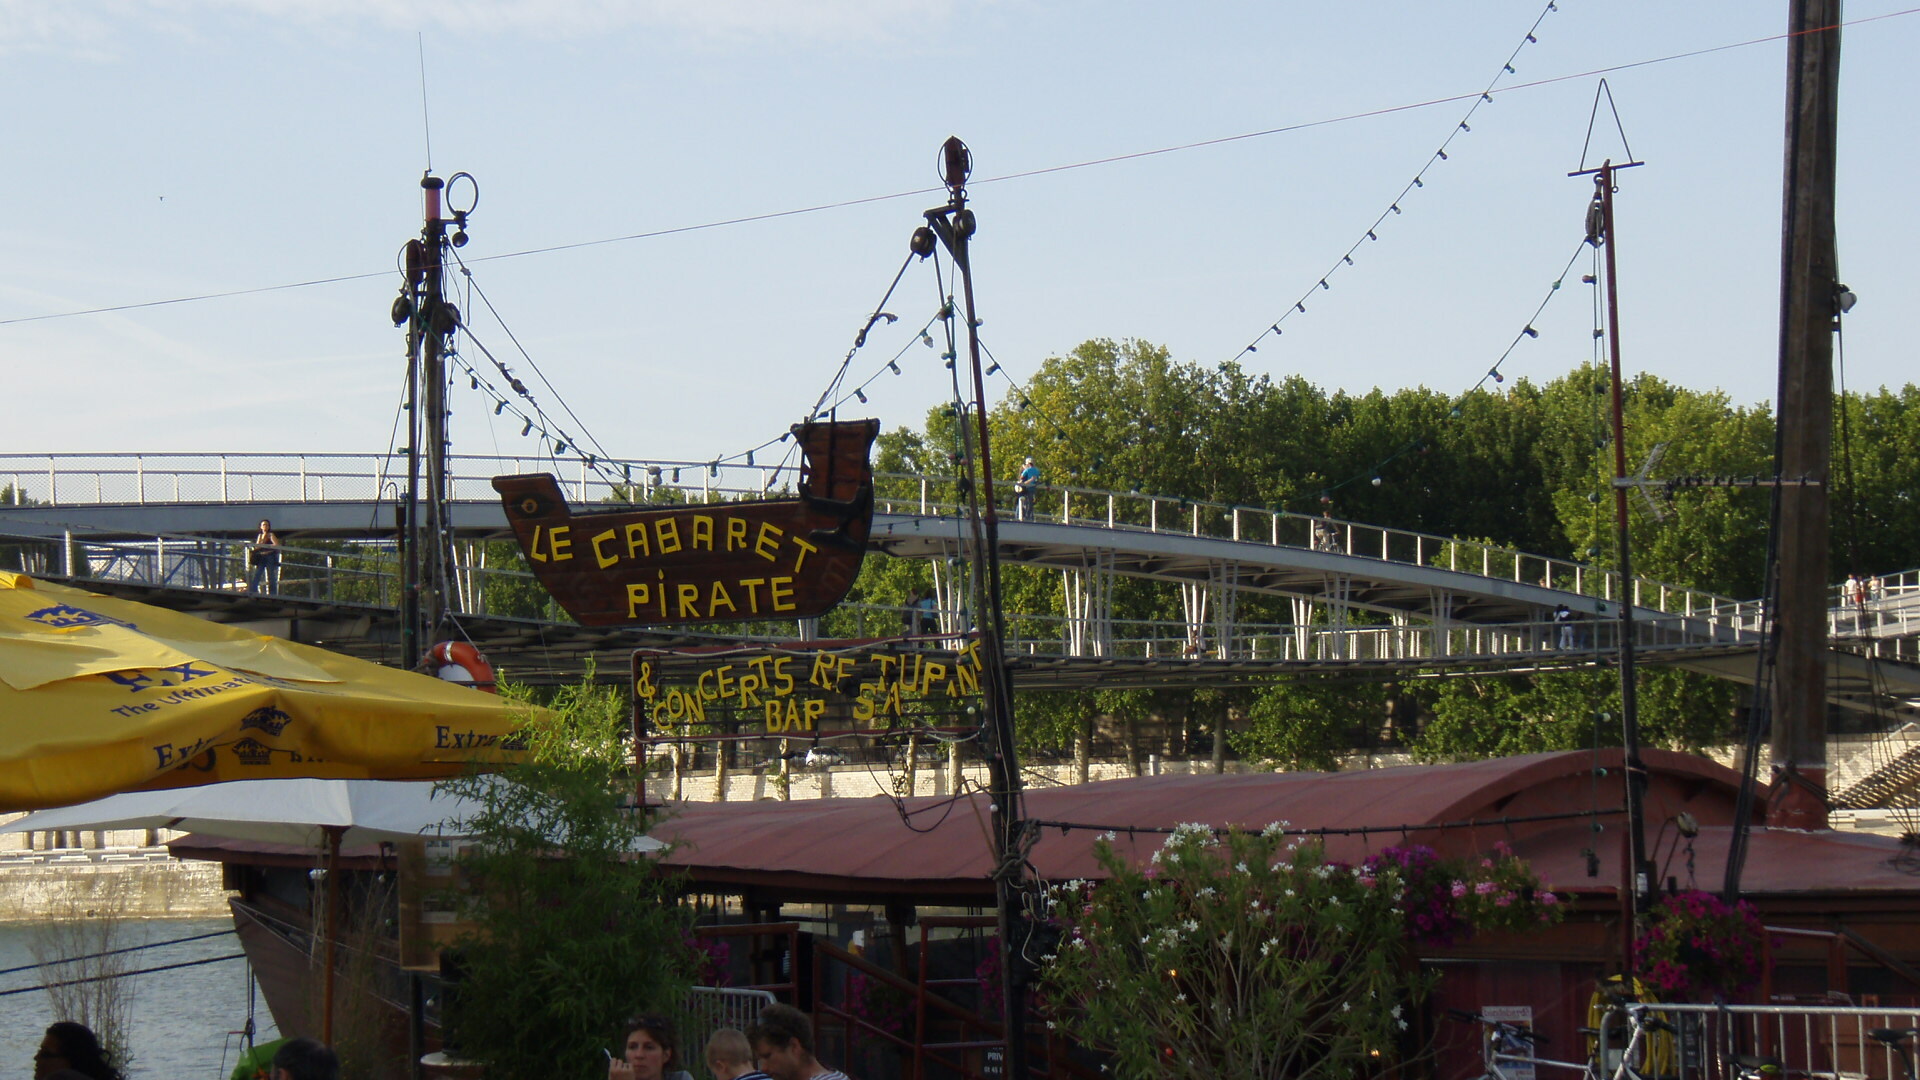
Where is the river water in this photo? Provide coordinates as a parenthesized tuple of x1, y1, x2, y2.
(0, 917, 280, 1078)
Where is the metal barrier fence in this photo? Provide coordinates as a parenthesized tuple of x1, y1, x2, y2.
(0, 524, 1760, 664)
(0, 451, 1760, 625)
(1615, 1002, 1920, 1080)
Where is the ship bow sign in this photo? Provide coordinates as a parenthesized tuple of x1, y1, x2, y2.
(491, 419, 879, 627)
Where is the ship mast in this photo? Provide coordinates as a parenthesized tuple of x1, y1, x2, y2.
(1767, 0, 1841, 830)
(920, 136, 1032, 1080)
(397, 171, 473, 669)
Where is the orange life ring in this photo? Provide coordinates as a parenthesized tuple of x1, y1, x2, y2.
(427, 641, 497, 693)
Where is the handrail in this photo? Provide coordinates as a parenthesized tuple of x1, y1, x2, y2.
(0, 452, 1776, 623)
(1, 523, 1762, 660)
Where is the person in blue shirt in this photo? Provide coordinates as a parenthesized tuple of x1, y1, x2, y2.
(1014, 457, 1041, 521)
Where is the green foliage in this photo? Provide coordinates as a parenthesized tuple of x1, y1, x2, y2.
(864, 338, 1920, 765)
(1233, 681, 1389, 771)
(440, 679, 695, 1080)
(1036, 826, 1429, 1080)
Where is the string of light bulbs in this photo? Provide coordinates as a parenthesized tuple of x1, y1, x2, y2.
(1230, 0, 1565, 364)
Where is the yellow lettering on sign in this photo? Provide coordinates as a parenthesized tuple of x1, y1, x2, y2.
(708, 580, 737, 617)
(738, 672, 763, 709)
(676, 583, 700, 618)
(548, 525, 572, 561)
(714, 664, 736, 701)
(920, 661, 947, 695)
(625, 521, 651, 559)
(803, 697, 825, 730)
(808, 653, 837, 691)
(789, 536, 818, 574)
(626, 584, 650, 620)
(591, 528, 619, 569)
(754, 522, 784, 562)
(691, 515, 714, 551)
(772, 656, 794, 696)
(529, 525, 548, 563)
(739, 578, 766, 613)
(727, 517, 749, 551)
(656, 518, 682, 555)
(769, 576, 796, 612)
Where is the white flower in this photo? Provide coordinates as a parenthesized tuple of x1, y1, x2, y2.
(1391, 1005, 1402, 1019)
(1101, 831, 1117, 842)
(1142, 891, 1153, 900)
(1261, 820, 1292, 837)
(1260, 940, 1274, 957)
(1183, 919, 1200, 933)
(1397, 1019, 1409, 1031)
(1341, 1001, 1351, 1012)
(1196, 886, 1216, 897)
(1047, 1020, 1057, 1030)
(1236, 861, 1249, 873)
(1284, 888, 1296, 897)
(1175, 992, 1187, 1002)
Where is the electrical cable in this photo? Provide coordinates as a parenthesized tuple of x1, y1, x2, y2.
(11, 11, 1916, 332)
(451, 250, 618, 469)
(1231, 0, 1565, 363)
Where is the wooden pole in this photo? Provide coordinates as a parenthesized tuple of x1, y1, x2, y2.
(1769, 0, 1841, 829)
(322, 825, 343, 1044)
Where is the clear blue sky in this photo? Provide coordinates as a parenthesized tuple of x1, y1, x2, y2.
(1, 1, 1914, 472)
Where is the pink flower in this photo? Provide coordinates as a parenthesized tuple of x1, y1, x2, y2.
(1451, 882, 1469, 898)
(1475, 881, 1497, 895)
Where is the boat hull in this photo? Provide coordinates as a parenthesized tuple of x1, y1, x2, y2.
(491, 419, 879, 628)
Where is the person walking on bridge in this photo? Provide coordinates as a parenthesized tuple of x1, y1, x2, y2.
(247, 519, 282, 595)
(1014, 457, 1041, 521)
(1554, 603, 1575, 649)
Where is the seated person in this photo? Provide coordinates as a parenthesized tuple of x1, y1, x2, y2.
(610, 1015, 693, 1080)
(748, 1003, 852, 1080)
(706, 1028, 772, 1080)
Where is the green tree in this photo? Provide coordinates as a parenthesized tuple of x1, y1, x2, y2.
(1233, 680, 1390, 771)
(441, 678, 695, 1080)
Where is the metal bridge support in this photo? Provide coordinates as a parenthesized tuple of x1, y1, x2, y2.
(1062, 552, 1115, 658)
(1310, 575, 1355, 659)
(1179, 564, 1243, 660)
(1430, 590, 1455, 659)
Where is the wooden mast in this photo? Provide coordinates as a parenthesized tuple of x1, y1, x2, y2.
(1769, 0, 1842, 829)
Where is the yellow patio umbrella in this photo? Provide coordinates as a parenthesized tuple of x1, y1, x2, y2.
(0, 572, 526, 812)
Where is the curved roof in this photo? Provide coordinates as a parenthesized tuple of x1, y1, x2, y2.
(652, 748, 1752, 901)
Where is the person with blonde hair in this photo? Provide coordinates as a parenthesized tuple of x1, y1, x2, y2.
(705, 1028, 772, 1080)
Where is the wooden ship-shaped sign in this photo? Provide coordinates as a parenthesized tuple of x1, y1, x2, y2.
(491, 418, 879, 627)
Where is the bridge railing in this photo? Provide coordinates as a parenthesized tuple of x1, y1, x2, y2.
(4, 525, 1754, 662)
(800, 603, 1749, 663)
(0, 452, 1762, 627)
(869, 473, 1762, 627)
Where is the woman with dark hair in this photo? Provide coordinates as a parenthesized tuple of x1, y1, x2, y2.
(35, 1021, 123, 1080)
(609, 1015, 693, 1080)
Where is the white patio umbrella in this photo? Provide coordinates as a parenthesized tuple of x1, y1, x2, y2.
(2, 778, 664, 1041)
(1, 777, 480, 847)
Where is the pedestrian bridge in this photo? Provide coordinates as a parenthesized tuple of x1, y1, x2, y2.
(0, 451, 1913, 711)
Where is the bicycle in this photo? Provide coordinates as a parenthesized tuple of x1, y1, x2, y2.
(1449, 1008, 1594, 1080)
(1868, 1026, 1919, 1080)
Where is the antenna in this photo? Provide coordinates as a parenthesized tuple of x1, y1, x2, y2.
(417, 34, 433, 172)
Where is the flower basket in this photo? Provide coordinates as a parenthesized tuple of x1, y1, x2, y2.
(1632, 890, 1764, 1001)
